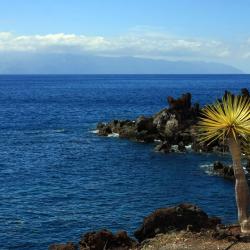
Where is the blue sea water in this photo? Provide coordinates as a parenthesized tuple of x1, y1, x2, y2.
(0, 74, 250, 249)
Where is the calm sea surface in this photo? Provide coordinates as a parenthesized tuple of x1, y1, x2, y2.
(0, 75, 250, 249)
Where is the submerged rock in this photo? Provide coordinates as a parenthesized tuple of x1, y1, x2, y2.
(134, 203, 221, 242)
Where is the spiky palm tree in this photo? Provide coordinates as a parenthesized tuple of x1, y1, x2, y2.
(198, 93, 250, 233)
(242, 136, 250, 173)
(242, 136, 250, 156)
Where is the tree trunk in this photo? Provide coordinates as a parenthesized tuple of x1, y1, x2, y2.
(228, 136, 250, 233)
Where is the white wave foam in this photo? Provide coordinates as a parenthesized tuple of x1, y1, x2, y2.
(200, 163, 215, 176)
(171, 145, 179, 152)
(185, 144, 192, 151)
(107, 133, 119, 138)
(91, 130, 99, 134)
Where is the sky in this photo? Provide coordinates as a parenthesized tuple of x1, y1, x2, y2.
(1, 0, 250, 72)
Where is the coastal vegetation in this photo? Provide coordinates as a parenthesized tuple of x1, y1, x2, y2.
(197, 93, 250, 233)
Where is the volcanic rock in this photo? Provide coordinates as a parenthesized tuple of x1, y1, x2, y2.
(79, 230, 137, 250)
(134, 203, 221, 242)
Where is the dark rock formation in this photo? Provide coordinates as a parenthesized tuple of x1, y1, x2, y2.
(96, 89, 250, 155)
(134, 203, 221, 242)
(213, 161, 234, 180)
(213, 224, 241, 241)
(135, 116, 155, 133)
(154, 141, 171, 153)
(96, 92, 233, 153)
(97, 93, 202, 148)
(52, 203, 250, 248)
(178, 141, 186, 152)
(167, 93, 192, 111)
(241, 88, 250, 98)
(79, 230, 137, 250)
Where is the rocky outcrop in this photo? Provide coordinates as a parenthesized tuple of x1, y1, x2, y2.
(51, 202, 250, 249)
(96, 93, 201, 150)
(154, 141, 171, 153)
(97, 89, 250, 153)
(134, 203, 221, 243)
(49, 230, 137, 250)
(79, 230, 137, 250)
(213, 224, 242, 241)
(167, 93, 192, 111)
(96, 89, 249, 154)
(213, 161, 235, 180)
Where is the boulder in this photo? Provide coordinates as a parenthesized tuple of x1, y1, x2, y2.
(135, 116, 156, 133)
(164, 115, 178, 137)
(153, 109, 170, 131)
(213, 224, 241, 241)
(119, 126, 137, 140)
(213, 161, 234, 180)
(79, 230, 137, 250)
(134, 203, 221, 242)
(178, 141, 186, 152)
(179, 132, 193, 145)
(98, 125, 112, 136)
(155, 141, 171, 153)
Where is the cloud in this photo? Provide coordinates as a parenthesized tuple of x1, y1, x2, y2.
(241, 38, 250, 58)
(0, 31, 231, 61)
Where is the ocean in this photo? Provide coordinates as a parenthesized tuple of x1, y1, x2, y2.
(0, 74, 250, 249)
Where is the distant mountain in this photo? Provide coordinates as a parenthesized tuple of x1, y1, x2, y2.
(0, 52, 243, 74)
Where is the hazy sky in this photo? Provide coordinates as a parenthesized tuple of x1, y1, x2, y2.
(1, 0, 250, 72)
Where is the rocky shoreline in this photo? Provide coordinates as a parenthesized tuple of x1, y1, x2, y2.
(96, 88, 249, 154)
(49, 89, 250, 249)
(49, 203, 250, 250)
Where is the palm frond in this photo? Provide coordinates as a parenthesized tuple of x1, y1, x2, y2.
(197, 94, 250, 144)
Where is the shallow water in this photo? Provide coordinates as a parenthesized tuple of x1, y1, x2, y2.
(0, 74, 250, 249)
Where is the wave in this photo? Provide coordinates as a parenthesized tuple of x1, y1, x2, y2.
(107, 133, 119, 138)
(54, 129, 66, 133)
(90, 130, 119, 138)
(200, 163, 216, 176)
(90, 129, 99, 134)
(185, 144, 192, 151)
